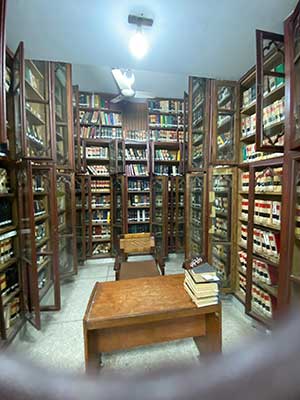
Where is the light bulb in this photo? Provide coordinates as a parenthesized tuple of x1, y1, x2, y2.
(129, 29, 148, 59)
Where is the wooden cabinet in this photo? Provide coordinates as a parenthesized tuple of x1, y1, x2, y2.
(188, 77, 211, 171)
(17, 161, 60, 327)
(256, 30, 285, 152)
(56, 171, 77, 278)
(151, 176, 168, 259)
(185, 172, 207, 260)
(210, 80, 239, 164)
(208, 167, 237, 290)
(52, 62, 74, 169)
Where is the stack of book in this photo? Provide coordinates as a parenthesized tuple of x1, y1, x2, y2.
(184, 260, 219, 307)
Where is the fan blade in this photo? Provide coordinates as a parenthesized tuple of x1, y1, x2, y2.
(134, 91, 155, 99)
(112, 68, 133, 91)
(111, 94, 124, 103)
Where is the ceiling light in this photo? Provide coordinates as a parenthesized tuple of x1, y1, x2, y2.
(129, 28, 148, 59)
(128, 14, 153, 60)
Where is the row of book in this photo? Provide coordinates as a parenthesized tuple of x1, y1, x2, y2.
(87, 165, 109, 176)
(213, 195, 229, 215)
(32, 175, 46, 193)
(212, 244, 230, 283)
(35, 222, 47, 243)
(91, 180, 110, 192)
(241, 199, 281, 227)
(213, 217, 228, 240)
(241, 168, 283, 193)
(128, 224, 150, 234)
(151, 129, 180, 142)
(27, 125, 44, 147)
(0, 168, 9, 194)
(218, 87, 233, 109)
(217, 114, 231, 128)
(3, 294, 20, 330)
(251, 284, 276, 319)
(125, 130, 148, 142)
(296, 203, 300, 238)
(80, 126, 122, 139)
(154, 165, 180, 176)
(149, 114, 178, 127)
(241, 142, 283, 163)
(148, 100, 183, 114)
(91, 194, 110, 208)
(0, 235, 14, 264)
(128, 179, 150, 192)
(25, 64, 43, 96)
(92, 226, 111, 239)
(92, 210, 111, 223)
(0, 198, 12, 227)
(125, 164, 148, 176)
(125, 148, 147, 160)
(128, 209, 150, 222)
(100, 111, 122, 126)
(242, 84, 256, 109)
(128, 194, 150, 207)
(33, 199, 45, 217)
(86, 147, 108, 159)
(184, 259, 219, 308)
(92, 243, 111, 255)
(263, 97, 285, 129)
(192, 144, 203, 162)
(238, 274, 246, 298)
(192, 108, 203, 128)
(241, 113, 256, 138)
(238, 250, 278, 286)
(79, 93, 110, 109)
(155, 149, 180, 161)
(80, 110, 100, 125)
(240, 223, 280, 262)
(0, 265, 19, 299)
(263, 64, 284, 94)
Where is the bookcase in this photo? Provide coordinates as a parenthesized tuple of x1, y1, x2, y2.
(208, 167, 237, 290)
(185, 172, 207, 260)
(0, 157, 24, 345)
(152, 176, 168, 259)
(152, 141, 183, 177)
(187, 77, 211, 172)
(75, 174, 88, 264)
(17, 161, 60, 329)
(210, 81, 239, 164)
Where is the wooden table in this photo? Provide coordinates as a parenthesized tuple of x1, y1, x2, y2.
(83, 274, 222, 372)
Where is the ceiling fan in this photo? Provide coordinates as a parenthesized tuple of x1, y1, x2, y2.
(111, 68, 154, 103)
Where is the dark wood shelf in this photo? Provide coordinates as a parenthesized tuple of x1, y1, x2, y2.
(0, 257, 18, 273)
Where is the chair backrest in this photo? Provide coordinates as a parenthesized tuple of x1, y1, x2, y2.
(119, 233, 155, 255)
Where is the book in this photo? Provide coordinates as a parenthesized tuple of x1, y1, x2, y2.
(188, 262, 218, 283)
(184, 282, 218, 308)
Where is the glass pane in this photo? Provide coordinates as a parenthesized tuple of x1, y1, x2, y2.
(55, 64, 69, 166)
(127, 177, 150, 234)
(191, 78, 206, 169)
(13, 54, 22, 156)
(292, 165, 300, 281)
(294, 16, 300, 142)
(216, 85, 236, 162)
(261, 37, 285, 147)
(189, 175, 204, 257)
(75, 176, 86, 262)
(153, 179, 164, 223)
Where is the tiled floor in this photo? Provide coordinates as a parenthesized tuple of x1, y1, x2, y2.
(9, 254, 266, 374)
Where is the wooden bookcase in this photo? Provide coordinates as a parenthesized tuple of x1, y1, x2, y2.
(152, 176, 168, 259)
(208, 167, 238, 291)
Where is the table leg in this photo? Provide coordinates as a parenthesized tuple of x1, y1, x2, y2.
(193, 310, 222, 357)
(84, 329, 103, 374)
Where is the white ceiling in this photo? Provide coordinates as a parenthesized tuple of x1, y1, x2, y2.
(6, 0, 298, 96)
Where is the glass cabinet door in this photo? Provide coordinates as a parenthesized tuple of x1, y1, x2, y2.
(56, 172, 77, 278)
(72, 85, 82, 171)
(53, 63, 74, 169)
(175, 176, 185, 252)
(112, 176, 124, 253)
(75, 174, 87, 264)
(290, 158, 300, 304)
(256, 30, 285, 151)
(212, 81, 238, 164)
(25, 59, 54, 159)
(185, 173, 206, 260)
(12, 42, 25, 159)
(188, 77, 209, 171)
(285, 7, 300, 150)
(209, 168, 236, 288)
(152, 176, 168, 258)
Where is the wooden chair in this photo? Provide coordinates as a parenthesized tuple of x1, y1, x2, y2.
(114, 233, 165, 280)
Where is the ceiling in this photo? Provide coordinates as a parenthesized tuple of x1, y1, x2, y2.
(6, 0, 298, 96)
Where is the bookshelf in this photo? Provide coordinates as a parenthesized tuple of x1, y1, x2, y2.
(211, 81, 239, 164)
(188, 77, 211, 171)
(152, 141, 183, 177)
(0, 157, 24, 345)
(53, 62, 74, 169)
(208, 167, 237, 291)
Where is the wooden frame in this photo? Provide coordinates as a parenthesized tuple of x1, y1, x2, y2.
(56, 170, 78, 278)
(174, 176, 185, 252)
(52, 62, 75, 170)
(210, 80, 239, 165)
(0, 0, 6, 144)
(207, 166, 238, 292)
(151, 175, 168, 259)
(188, 77, 211, 172)
(75, 173, 88, 264)
(111, 175, 126, 255)
(185, 172, 208, 261)
(256, 29, 285, 152)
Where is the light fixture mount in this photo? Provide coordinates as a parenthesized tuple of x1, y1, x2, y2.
(128, 14, 153, 27)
